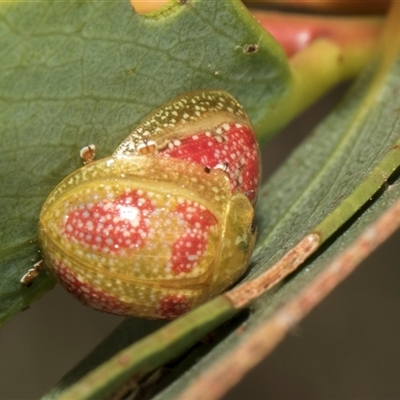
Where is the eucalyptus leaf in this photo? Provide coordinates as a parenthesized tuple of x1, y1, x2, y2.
(2, 0, 398, 398)
(0, 0, 289, 326)
(45, 4, 400, 398)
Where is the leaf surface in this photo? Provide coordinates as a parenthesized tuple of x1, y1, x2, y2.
(44, 4, 400, 399)
(0, 0, 289, 326)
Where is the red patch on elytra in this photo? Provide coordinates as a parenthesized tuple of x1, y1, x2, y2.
(53, 260, 132, 315)
(162, 123, 260, 203)
(170, 203, 217, 274)
(158, 294, 191, 319)
(63, 190, 155, 253)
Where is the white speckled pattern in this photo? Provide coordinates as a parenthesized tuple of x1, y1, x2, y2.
(38, 90, 259, 319)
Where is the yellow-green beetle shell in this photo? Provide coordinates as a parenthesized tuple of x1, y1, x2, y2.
(39, 156, 255, 319)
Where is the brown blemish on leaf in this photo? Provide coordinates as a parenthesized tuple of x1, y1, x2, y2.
(118, 355, 131, 366)
(243, 44, 259, 54)
(225, 233, 320, 309)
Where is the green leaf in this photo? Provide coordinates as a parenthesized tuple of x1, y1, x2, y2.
(0, 0, 379, 327)
(0, 0, 290, 326)
(43, 4, 400, 399)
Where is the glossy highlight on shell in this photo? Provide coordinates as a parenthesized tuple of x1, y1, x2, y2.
(37, 90, 260, 319)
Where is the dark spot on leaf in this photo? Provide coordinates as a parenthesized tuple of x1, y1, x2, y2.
(244, 44, 259, 54)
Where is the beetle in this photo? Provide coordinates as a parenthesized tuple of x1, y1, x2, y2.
(27, 90, 260, 319)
